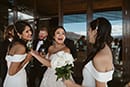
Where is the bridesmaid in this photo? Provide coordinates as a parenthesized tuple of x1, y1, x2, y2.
(64, 17, 114, 87)
(3, 21, 33, 87)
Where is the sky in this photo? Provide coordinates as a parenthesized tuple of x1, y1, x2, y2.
(64, 22, 86, 35)
(64, 20, 122, 37)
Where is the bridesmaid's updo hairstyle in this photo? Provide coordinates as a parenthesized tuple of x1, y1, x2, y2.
(90, 17, 113, 47)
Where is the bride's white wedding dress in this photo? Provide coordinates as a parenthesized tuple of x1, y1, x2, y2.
(3, 54, 27, 87)
(40, 51, 73, 87)
(82, 61, 114, 87)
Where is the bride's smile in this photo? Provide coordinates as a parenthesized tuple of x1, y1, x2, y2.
(54, 28, 66, 44)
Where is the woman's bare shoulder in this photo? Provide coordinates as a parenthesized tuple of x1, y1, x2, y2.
(63, 46, 70, 53)
(93, 49, 113, 72)
(48, 45, 54, 52)
(9, 42, 26, 55)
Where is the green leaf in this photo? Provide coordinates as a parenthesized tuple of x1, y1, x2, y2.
(55, 64, 73, 81)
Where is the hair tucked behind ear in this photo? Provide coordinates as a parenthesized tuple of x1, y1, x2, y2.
(8, 21, 32, 52)
(83, 17, 113, 66)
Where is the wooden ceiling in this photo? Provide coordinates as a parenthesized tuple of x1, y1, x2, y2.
(13, 0, 122, 17)
(2, 0, 122, 17)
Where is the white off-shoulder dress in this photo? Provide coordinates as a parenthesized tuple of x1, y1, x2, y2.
(3, 54, 27, 87)
(40, 51, 74, 87)
(82, 61, 114, 87)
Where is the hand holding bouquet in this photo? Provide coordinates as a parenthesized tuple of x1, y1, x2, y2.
(51, 51, 74, 81)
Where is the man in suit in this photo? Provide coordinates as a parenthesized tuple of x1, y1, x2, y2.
(26, 26, 52, 87)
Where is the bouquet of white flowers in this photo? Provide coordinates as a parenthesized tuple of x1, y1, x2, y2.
(51, 51, 74, 81)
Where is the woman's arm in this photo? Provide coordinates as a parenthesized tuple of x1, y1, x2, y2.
(30, 50, 51, 67)
(30, 45, 71, 68)
(64, 80, 82, 87)
(19, 53, 32, 68)
(8, 44, 32, 75)
(96, 80, 106, 87)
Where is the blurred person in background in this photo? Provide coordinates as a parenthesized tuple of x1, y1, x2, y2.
(0, 25, 14, 87)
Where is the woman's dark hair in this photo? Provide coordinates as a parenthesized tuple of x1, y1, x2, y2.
(52, 26, 66, 37)
(50, 26, 66, 43)
(13, 21, 33, 41)
(83, 17, 113, 65)
(3, 25, 14, 40)
(9, 21, 33, 52)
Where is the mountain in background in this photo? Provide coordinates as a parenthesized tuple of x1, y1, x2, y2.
(66, 32, 81, 40)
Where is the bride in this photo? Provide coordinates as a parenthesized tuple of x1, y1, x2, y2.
(30, 26, 74, 87)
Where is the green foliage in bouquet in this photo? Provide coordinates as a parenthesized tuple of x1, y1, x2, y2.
(55, 64, 73, 81)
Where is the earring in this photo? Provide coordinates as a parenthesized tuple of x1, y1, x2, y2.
(17, 33, 21, 39)
(19, 35, 22, 39)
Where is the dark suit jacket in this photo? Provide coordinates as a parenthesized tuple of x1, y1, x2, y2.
(0, 39, 11, 79)
(32, 38, 52, 68)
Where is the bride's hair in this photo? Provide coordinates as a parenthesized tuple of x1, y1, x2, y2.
(52, 26, 66, 36)
(83, 17, 113, 66)
(51, 26, 66, 42)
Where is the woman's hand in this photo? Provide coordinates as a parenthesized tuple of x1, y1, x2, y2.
(30, 49, 39, 57)
(30, 49, 45, 60)
(64, 80, 81, 87)
(64, 80, 75, 87)
(29, 49, 51, 67)
(26, 53, 32, 61)
(30, 49, 45, 58)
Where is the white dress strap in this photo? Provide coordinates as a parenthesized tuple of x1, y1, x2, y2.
(6, 54, 27, 62)
(85, 61, 114, 82)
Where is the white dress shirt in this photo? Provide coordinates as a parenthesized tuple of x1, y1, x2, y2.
(36, 41, 43, 51)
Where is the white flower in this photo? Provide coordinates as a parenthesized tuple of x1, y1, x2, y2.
(51, 57, 66, 69)
(51, 51, 74, 69)
(64, 53, 74, 66)
(26, 40, 33, 51)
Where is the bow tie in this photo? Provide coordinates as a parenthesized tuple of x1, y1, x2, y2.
(38, 39, 43, 41)
(38, 39, 46, 41)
